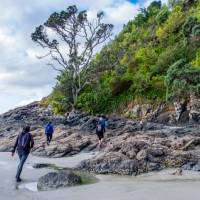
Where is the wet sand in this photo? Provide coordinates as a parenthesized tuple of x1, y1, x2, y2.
(1, 152, 200, 200)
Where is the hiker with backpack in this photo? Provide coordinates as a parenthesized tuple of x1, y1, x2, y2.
(11, 125, 34, 182)
(45, 121, 54, 145)
(96, 115, 107, 147)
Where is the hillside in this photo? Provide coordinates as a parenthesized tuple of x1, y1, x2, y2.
(48, 0, 200, 123)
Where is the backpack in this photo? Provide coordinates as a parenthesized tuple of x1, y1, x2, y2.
(45, 124, 53, 134)
(18, 132, 29, 148)
(96, 124, 102, 133)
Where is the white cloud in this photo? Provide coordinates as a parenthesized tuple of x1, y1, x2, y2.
(104, 1, 140, 24)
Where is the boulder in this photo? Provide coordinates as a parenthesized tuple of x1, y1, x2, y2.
(37, 171, 82, 191)
(171, 168, 183, 176)
(182, 161, 196, 170)
(182, 138, 200, 151)
(136, 150, 147, 160)
(182, 160, 200, 171)
(32, 163, 54, 169)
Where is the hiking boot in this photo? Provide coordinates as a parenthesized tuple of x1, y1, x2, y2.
(16, 178, 22, 182)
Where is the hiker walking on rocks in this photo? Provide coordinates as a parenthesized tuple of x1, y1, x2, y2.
(45, 121, 54, 145)
(12, 125, 34, 182)
(96, 115, 106, 147)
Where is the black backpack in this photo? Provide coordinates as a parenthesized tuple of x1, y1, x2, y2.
(18, 132, 29, 148)
(96, 123, 102, 133)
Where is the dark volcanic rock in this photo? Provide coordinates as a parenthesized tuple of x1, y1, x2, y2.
(0, 102, 65, 127)
(32, 163, 55, 169)
(1, 101, 200, 175)
(182, 161, 197, 170)
(182, 160, 200, 171)
(75, 128, 200, 175)
(37, 171, 82, 190)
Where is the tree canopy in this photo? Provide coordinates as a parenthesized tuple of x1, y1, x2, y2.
(31, 5, 113, 109)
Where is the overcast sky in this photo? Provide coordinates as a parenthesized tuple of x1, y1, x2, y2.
(0, 0, 168, 114)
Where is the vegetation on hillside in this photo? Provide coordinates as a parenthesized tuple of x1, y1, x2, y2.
(42, 0, 200, 114)
(31, 5, 113, 112)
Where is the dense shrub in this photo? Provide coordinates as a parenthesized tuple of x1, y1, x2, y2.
(165, 59, 200, 100)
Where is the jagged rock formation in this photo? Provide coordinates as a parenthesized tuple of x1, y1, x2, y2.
(1, 102, 200, 175)
(76, 127, 200, 175)
(125, 94, 200, 125)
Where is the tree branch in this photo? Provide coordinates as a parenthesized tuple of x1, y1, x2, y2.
(47, 63, 63, 72)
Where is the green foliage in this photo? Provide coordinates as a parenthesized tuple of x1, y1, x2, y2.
(182, 16, 198, 37)
(49, 1, 200, 114)
(76, 73, 133, 114)
(48, 70, 75, 113)
(135, 47, 158, 68)
(111, 79, 132, 95)
(147, 1, 162, 17)
(192, 24, 200, 36)
(192, 50, 200, 68)
(156, 6, 185, 42)
(39, 97, 49, 108)
(76, 74, 112, 113)
(165, 59, 200, 100)
(195, 1, 200, 21)
(48, 90, 67, 114)
(155, 6, 170, 25)
(154, 44, 187, 74)
(168, 0, 184, 8)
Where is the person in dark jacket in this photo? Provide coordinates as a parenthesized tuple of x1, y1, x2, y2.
(45, 122, 54, 145)
(96, 115, 107, 147)
(12, 125, 34, 182)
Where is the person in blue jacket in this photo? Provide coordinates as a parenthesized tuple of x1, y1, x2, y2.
(45, 122, 54, 145)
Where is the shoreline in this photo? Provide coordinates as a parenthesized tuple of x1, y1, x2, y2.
(1, 152, 200, 200)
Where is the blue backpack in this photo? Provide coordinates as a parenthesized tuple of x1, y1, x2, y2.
(45, 124, 54, 135)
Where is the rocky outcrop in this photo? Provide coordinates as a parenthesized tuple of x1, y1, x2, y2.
(125, 103, 165, 122)
(188, 94, 200, 123)
(0, 102, 65, 127)
(0, 101, 66, 152)
(172, 94, 200, 124)
(182, 160, 200, 171)
(32, 163, 55, 169)
(37, 171, 82, 190)
(124, 94, 200, 125)
(173, 100, 187, 122)
(76, 128, 200, 175)
(30, 126, 97, 157)
(1, 101, 200, 176)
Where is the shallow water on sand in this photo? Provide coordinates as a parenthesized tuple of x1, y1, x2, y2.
(1, 152, 200, 200)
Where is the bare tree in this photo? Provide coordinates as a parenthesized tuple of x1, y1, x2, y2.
(31, 5, 113, 107)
